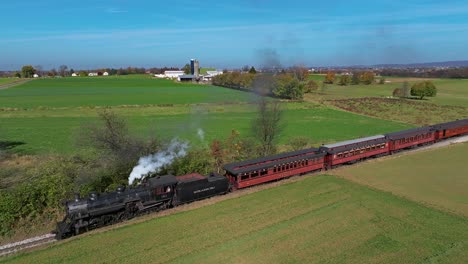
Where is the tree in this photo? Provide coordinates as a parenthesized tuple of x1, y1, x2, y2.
(79, 71, 88, 77)
(360, 71, 375, 85)
(70, 69, 75, 75)
(411, 81, 437, 100)
(291, 65, 309, 81)
(48, 68, 57, 77)
(338, 75, 351, 86)
(304, 80, 318, 93)
(252, 97, 282, 156)
(351, 72, 360, 85)
(210, 140, 224, 173)
(274, 74, 304, 99)
(324, 71, 335, 84)
(59, 65, 68, 77)
(289, 136, 310, 151)
(248, 66, 257, 74)
(251, 74, 278, 95)
(34, 65, 44, 76)
(13, 72, 21, 78)
(21, 65, 35, 78)
(182, 63, 191, 74)
(379, 77, 386, 84)
(401, 81, 410, 98)
(392, 88, 404, 97)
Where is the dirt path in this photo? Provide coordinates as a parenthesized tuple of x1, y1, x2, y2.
(0, 79, 31, 90)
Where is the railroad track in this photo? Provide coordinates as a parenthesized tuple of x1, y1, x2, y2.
(0, 234, 56, 257)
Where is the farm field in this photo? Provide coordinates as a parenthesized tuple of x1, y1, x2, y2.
(334, 142, 468, 217)
(0, 77, 253, 108)
(4, 175, 468, 263)
(328, 97, 467, 126)
(306, 75, 468, 107)
(0, 104, 412, 154)
(0, 78, 21, 86)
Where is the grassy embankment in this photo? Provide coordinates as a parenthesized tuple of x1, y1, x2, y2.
(334, 142, 468, 217)
(0, 77, 413, 154)
(4, 174, 468, 263)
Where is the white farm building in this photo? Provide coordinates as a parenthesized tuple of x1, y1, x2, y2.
(154, 70, 185, 79)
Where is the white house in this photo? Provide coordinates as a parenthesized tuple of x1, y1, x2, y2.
(103, 72, 109, 76)
(88, 72, 98, 77)
(164, 70, 184, 78)
(33, 74, 39, 78)
(154, 74, 165, 78)
(71, 73, 78, 77)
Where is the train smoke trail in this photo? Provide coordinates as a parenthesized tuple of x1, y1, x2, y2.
(128, 139, 188, 185)
(197, 128, 205, 141)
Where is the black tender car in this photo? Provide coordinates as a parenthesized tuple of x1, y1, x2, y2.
(173, 173, 231, 206)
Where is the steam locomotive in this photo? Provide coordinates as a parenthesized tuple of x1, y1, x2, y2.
(56, 173, 230, 239)
(56, 118, 468, 239)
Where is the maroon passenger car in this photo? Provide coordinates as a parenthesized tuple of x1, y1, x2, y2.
(223, 148, 325, 189)
(319, 135, 388, 169)
(385, 126, 435, 152)
(432, 118, 468, 140)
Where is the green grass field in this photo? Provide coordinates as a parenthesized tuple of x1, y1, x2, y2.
(0, 103, 412, 154)
(0, 77, 253, 108)
(4, 175, 468, 263)
(334, 142, 468, 217)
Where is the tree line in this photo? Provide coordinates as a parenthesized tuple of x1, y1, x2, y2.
(380, 67, 468, 79)
(9, 65, 184, 78)
(323, 71, 379, 85)
(212, 67, 311, 100)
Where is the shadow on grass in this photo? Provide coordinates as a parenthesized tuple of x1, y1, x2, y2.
(0, 141, 26, 151)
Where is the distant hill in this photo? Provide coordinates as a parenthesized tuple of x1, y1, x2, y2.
(372, 60, 468, 68)
(316, 60, 468, 69)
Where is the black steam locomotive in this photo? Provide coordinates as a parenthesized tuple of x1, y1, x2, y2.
(56, 173, 230, 239)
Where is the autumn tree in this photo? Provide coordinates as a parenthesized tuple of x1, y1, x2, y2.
(291, 65, 309, 81)
(360, 71, 375, 85)
(411, 81, 437, 99)
(210, 140, 224, 173)
(304, 80, 319, 93)
(21, 65, 35, 78)
(324, 71, 335, 84)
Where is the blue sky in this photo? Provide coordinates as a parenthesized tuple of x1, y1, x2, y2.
(1, 0, 468, 70)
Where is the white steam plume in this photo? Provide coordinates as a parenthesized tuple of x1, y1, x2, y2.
(128, 139, 188, 185)
(197, 128, 205, 141)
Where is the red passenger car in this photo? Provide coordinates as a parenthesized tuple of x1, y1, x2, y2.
(385, 126, 434, 152)
(432, 119, 468, 140)
(223, 148, 325, 189)
(319, 135, 388, 169)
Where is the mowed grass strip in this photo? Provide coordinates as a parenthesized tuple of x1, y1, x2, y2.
(0, 106, 412, 154)
(0, 77, 253, 108)
(334, 142, 468, 217)
(4, 175, 468, 263)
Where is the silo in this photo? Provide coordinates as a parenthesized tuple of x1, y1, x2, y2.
(194, 60, 199, 78)
(190, 59, 195, 75)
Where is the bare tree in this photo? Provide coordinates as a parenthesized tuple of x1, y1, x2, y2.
(59, 65, 68, 77)
(252, 96, 282, 156)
